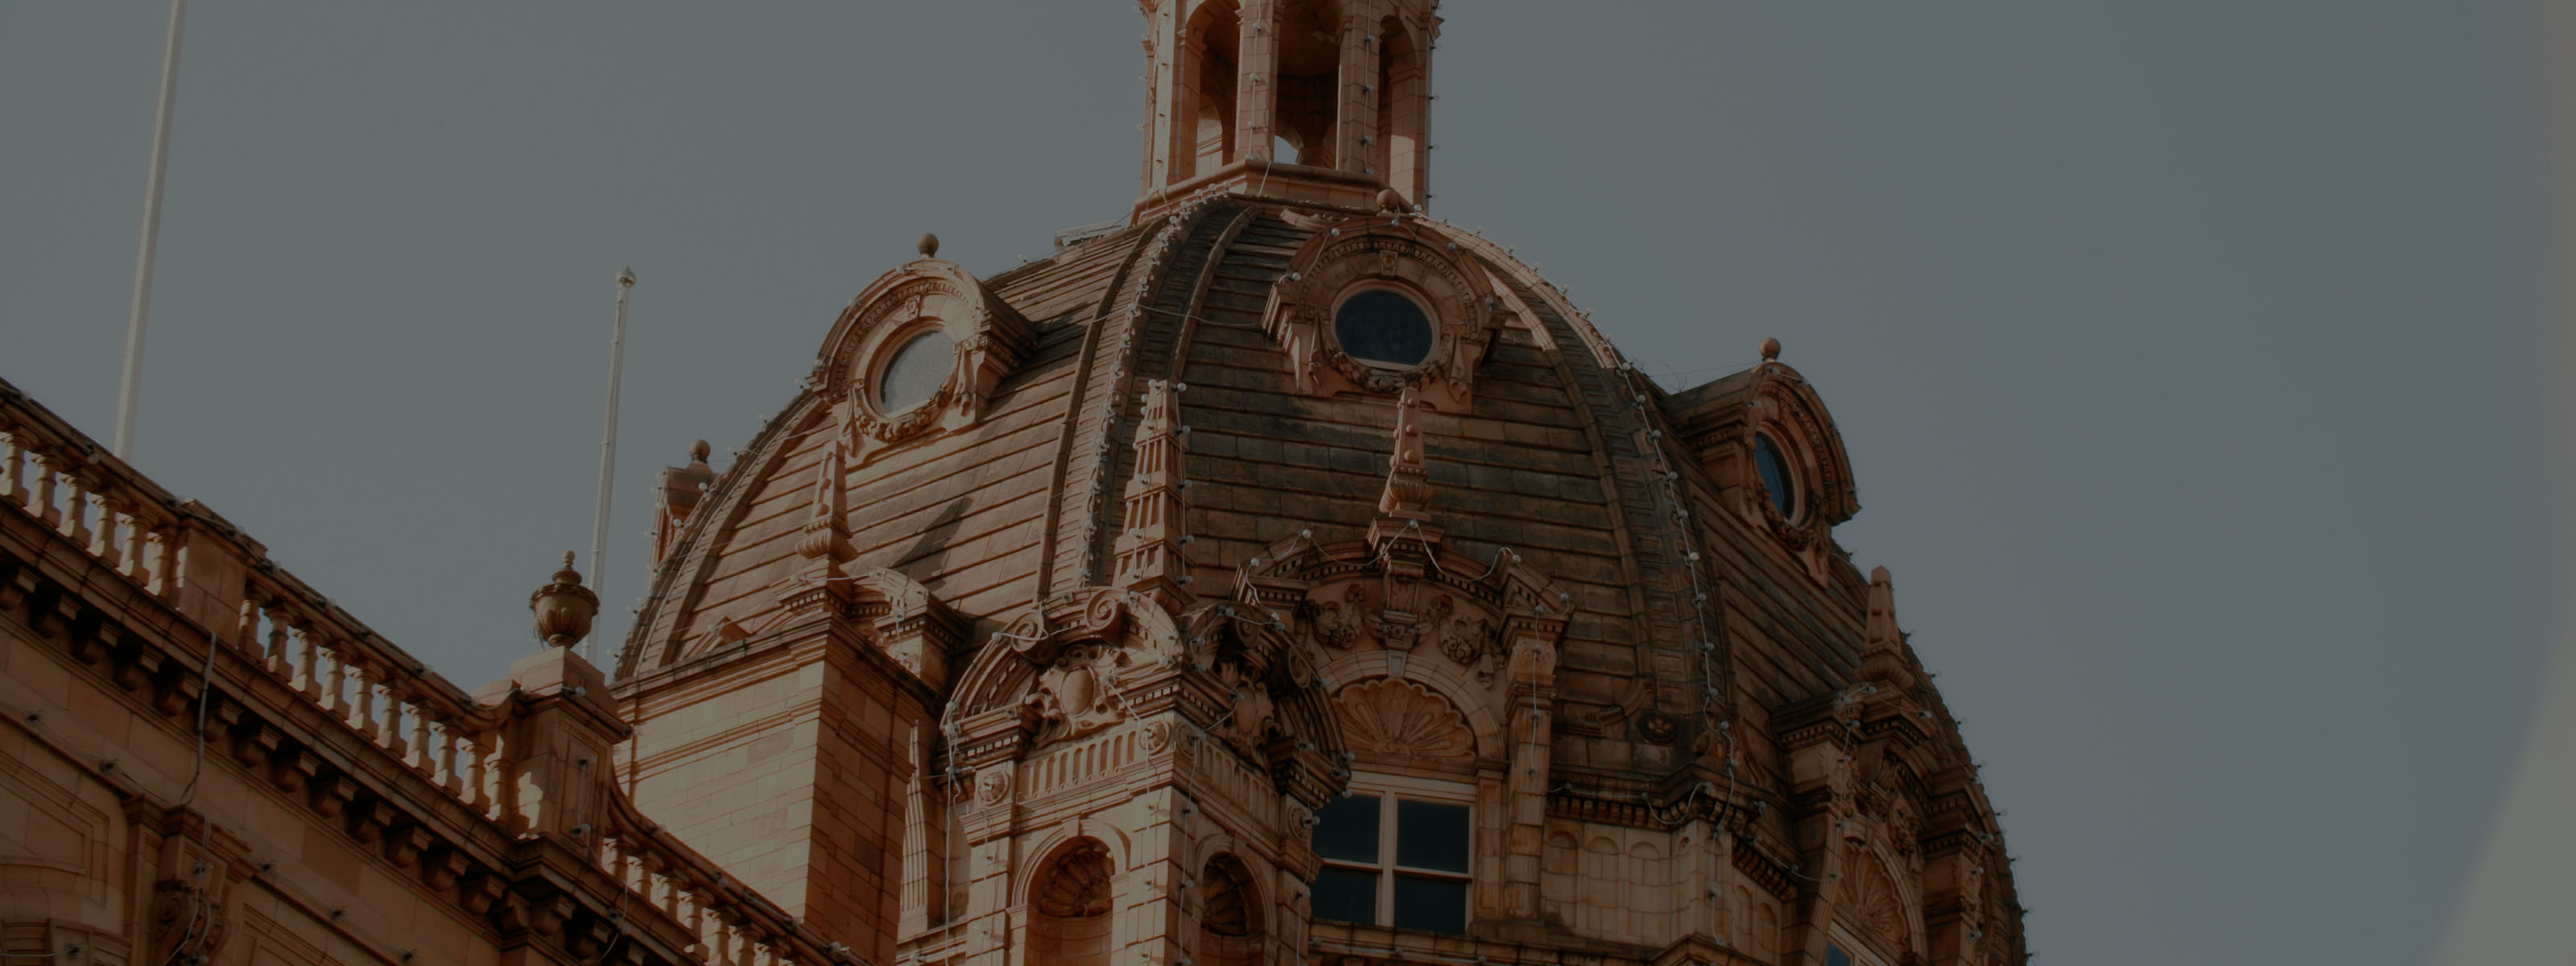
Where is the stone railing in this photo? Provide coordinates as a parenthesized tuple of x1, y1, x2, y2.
(0, 376, 872, 966)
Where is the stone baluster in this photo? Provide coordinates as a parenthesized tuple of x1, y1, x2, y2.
(0, 431, 24, 508)
(60, 471, 90, 547)
(266, 604, 295, 680)
(493, 731, 525, 834)
(151, 522, 180, 602)
(468, 731, 496, 815)
(652, 856, 682, 918)
(236, 597, 264, 658)
(31, 452, 60, 526)
(320, 634, 350, 716)
(683, 888, 708, 957)
(438, 724, 464, 795)
(711, 910, 737, 966)
(123, 509, 154, 587)
(351, 658, 381, 741)
(91, 493, 122, 568)
(294, 621, 321, 700)
(408, 695, 435, 774)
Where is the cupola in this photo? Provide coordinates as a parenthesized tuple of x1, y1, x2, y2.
(1134, 0, 1437, 217)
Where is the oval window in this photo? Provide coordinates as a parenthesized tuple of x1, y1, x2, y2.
(1333, 289, 1435, 367)
(876, 330, 955, 412)
(1753, 434, 1796, 520)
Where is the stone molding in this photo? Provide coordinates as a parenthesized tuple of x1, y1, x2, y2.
(1261, 213, 1507, 414)
(816, 254, 1036, 468)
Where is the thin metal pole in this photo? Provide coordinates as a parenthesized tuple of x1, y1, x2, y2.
(587, 267, 635, 660)
(114, 0, 191, 460)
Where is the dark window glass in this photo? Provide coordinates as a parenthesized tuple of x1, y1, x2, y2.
(877, 331, 955, 412)
(1391, 874, 1468, 934)
(1313, 866, 1378, 925)
(1313, 794, 1381, 864)
(1332, 289, 1435, 366)
(1394, 800, 1469, 873)
(1754, 433, 1795, 518)
(1825, 943, 1852, 966)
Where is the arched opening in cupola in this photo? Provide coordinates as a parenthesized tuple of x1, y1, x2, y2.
(1180, 0, 1241, 180)
(1274, 0, 1344, 168)
(1373, 15, 1423, 194)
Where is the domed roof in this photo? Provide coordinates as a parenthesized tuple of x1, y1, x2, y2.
(618, 192, 1874, 736)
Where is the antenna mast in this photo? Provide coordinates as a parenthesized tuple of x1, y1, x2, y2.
(587, 267, 636, 660)
(113, 0, 190, 460)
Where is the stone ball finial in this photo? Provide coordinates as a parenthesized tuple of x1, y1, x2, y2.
(1376, 188, 1410, 214)
(1760, 337, 1781, 362)
(917, 233, 940, 258)
(690, 439, 711, 464)
(530, 551, 600, 648)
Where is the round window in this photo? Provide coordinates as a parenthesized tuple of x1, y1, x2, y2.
(1332, 289, 1435, 367)
(1753, 434, 1796, 520)
(876, 330, 955, 412)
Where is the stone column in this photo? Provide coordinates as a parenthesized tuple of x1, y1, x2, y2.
(1236, 0, 1280, 163)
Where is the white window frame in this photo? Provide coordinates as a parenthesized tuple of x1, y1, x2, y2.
(1316, 773, 1476, 931)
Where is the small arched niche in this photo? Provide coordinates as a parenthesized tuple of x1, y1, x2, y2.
(1029, 838, 1117, 965)
(1193, 852, 1263, 966)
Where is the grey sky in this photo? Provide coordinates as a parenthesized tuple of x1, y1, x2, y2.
(2, 3, 2557, 964)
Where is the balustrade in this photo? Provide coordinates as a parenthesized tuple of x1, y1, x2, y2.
(4, 381, 865, 966)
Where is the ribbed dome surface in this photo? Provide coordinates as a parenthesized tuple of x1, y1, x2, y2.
(618, 196, 1880, 760)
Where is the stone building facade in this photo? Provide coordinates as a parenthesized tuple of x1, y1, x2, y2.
(3, 5, 2025, 966)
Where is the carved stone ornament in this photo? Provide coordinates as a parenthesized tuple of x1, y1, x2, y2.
(1421, 593, 1500, 667)
(976, 770, 1012, 806)
(1740, 367, 1860, 546)
(1335, 679, 1474, 764)
(1836, 843, 1912, 953)
(816, 252, 1035, 467)
(1212, 662, 1279, 759)
(1022, 642, 1134, 744)
(1261, 217, 1507, 414)
(947, 587, 1185, 759)
(1304, 583, 1376, 650)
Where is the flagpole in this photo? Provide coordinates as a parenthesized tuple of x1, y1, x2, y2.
(114, 0, 191, 460)
(587, 268, 635, 660)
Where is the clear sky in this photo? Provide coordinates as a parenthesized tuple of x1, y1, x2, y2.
(2, 3, 2560, 964)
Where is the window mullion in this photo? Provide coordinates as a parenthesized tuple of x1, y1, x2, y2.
(1379, 794, 1399, 926)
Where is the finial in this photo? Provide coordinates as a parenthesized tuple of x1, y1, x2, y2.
(1375, 188, 1410, 214)
(1860, 565, 1915, 690)
(689, 439, 711, 464)
(617, 266, 636, 288)
(917, 233, 940, 258)
(1760, 337, 1781, 362)
(530, 551, 600, 648)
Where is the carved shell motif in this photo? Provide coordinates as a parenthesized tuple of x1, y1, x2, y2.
(1835, 844, 1909, 951)
(1335, 679, 1474, 763)
(1034, 841, 1115, 919)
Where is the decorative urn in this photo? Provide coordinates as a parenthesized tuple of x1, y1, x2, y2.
(529, 551, 600, 647)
